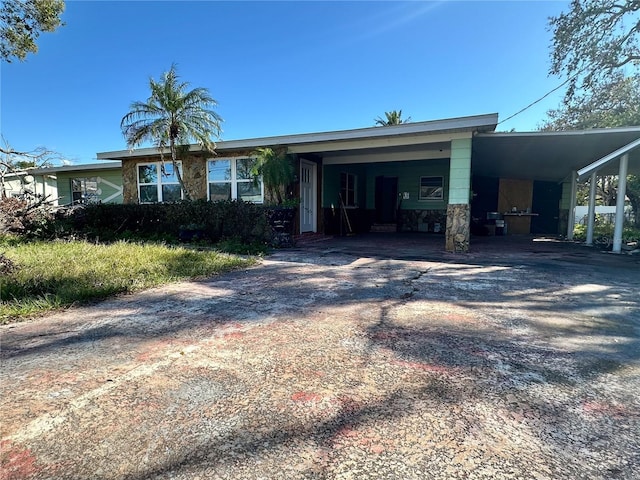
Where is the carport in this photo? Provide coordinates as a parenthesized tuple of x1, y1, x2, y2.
(472, 127, 640, 252)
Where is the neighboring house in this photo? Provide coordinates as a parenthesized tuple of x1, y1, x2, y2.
(96, 113, 640, 252)
(2, 162, 123, 206)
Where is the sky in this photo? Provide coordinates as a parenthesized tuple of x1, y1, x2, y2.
(1, 0, 570, 165)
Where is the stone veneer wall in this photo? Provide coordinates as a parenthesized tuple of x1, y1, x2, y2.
(445, 204, 470, 252)
(182, 156, 207, 200)
(398, 210, 447, 232)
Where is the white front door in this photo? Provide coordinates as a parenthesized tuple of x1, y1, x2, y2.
(300, 160, 316, 233)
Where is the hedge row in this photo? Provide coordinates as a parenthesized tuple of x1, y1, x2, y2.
(69, 200, 270, 244)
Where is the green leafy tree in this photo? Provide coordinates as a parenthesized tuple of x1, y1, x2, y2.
(541, 73, 640, 222)
(541, 74, 640, 131)
(1, 0, 65, 62)
(549, 0, 640, 101)
(374, 110, 411, 126)
(121, 64, 223, 201)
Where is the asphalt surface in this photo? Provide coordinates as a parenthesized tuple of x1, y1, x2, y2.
(1, 234, 639, 479)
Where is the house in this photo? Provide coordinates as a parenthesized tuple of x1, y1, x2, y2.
(2, 162, 123, 205)
(96, 113, 640, 253)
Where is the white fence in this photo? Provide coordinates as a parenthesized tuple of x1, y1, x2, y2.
(574, 206, 633, 225)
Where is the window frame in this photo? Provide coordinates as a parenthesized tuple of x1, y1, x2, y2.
(340, 172, 357, 207)
(206, 156, 264, 203)
(419, 176, 444, 201)
(71, 177, 99, 204)
(137, 161, 183, 203)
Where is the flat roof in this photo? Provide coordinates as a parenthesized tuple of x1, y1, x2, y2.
(96, 113, 499, 160)
(473, 127, 640, 182)
(5, 161, 122, 177)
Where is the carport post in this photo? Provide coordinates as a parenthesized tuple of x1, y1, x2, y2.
(612, 154, 629, 254)
(586, 171, 597, 246)
(567, 171, 577, 240)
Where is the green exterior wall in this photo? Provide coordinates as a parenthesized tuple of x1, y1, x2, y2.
(447, 138, 472, 204)
(559, 181, 573, 209)
(322, 158, 450, 210)
(56, 169, 123, 205)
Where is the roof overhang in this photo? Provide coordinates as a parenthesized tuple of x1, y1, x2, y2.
(96, 113, 499, 160)
(473, 128, 640, 182)
(4, 161, 122, 178)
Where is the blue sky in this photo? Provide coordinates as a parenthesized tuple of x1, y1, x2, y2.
(1, 0, 569, 165)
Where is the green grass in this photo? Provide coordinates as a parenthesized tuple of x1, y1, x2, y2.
(0, 237, 256, 323)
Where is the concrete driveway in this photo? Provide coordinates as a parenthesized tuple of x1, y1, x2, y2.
(1, 235, 639, 479)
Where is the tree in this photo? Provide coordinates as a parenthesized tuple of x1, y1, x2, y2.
(374, 110, 411, 126)
(0, 139, 61, 199)
(120, 64, 223, 201)
(549, 0, 640, 101)
(251, 147, 295, 205)
(540, 73, 640, 131)
(1, 0, 65, 63)
(0, 139, 63, 235)
(540, 73, 640, 223)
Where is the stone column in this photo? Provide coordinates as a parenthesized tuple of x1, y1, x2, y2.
(446, 203, 470, 252)
(445, 138, 472, 252)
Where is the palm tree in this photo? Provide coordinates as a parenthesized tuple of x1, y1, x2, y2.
(121, 64, 222, 200)
(374, 110, 412, 126)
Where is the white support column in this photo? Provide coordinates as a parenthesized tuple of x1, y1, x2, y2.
(567, 171, 578, 240)
(612, 154, 629, 254)
(586, 171, 597, 246)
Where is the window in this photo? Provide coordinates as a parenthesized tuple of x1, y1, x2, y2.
(71, 177, 99, 204)
(340, 172, 357, 207)
(419, 176, 444, 200)
(137, 162, 183, 203)
(207, 157, 263, 203)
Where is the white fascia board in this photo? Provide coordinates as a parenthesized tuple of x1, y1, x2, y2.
(97, 113, 498, 160)
(28, 161, 122, 175)
(477, 125, 640, 138)
(577, 137, 640, 180)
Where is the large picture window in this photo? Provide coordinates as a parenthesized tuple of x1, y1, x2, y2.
(137, 162, 183, 203)
(207, 157, 263, 203)
(340, 172, 357, 207)
(419, 176, 444, 200)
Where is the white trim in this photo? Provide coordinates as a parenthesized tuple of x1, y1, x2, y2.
(577, 137, 640, 180)
(477, 126, 640, 139)
(586, 172, 597, 246)
(612, 154, 629, 254)
(300, 160, 317, 233)
(206, 156, 264, 203)
(567, 171, 578, 240)
(136, 161, 183, 203)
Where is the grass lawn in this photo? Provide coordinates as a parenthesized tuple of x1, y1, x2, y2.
(0, 237, 257, 324)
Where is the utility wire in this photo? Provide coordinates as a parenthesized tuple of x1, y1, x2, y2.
(497, 69, 586, 126)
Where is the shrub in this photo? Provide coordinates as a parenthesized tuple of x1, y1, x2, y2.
(66, 200, 270, 244)
(573, 222, 640, 246)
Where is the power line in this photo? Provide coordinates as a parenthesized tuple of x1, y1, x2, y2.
(497, 70, 585, 126)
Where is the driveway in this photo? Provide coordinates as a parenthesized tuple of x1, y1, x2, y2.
(1, 235, 639, 479)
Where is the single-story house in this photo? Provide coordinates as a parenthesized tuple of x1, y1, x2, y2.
(2, 162, 123, 206)
(96, 113, 640, 253)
